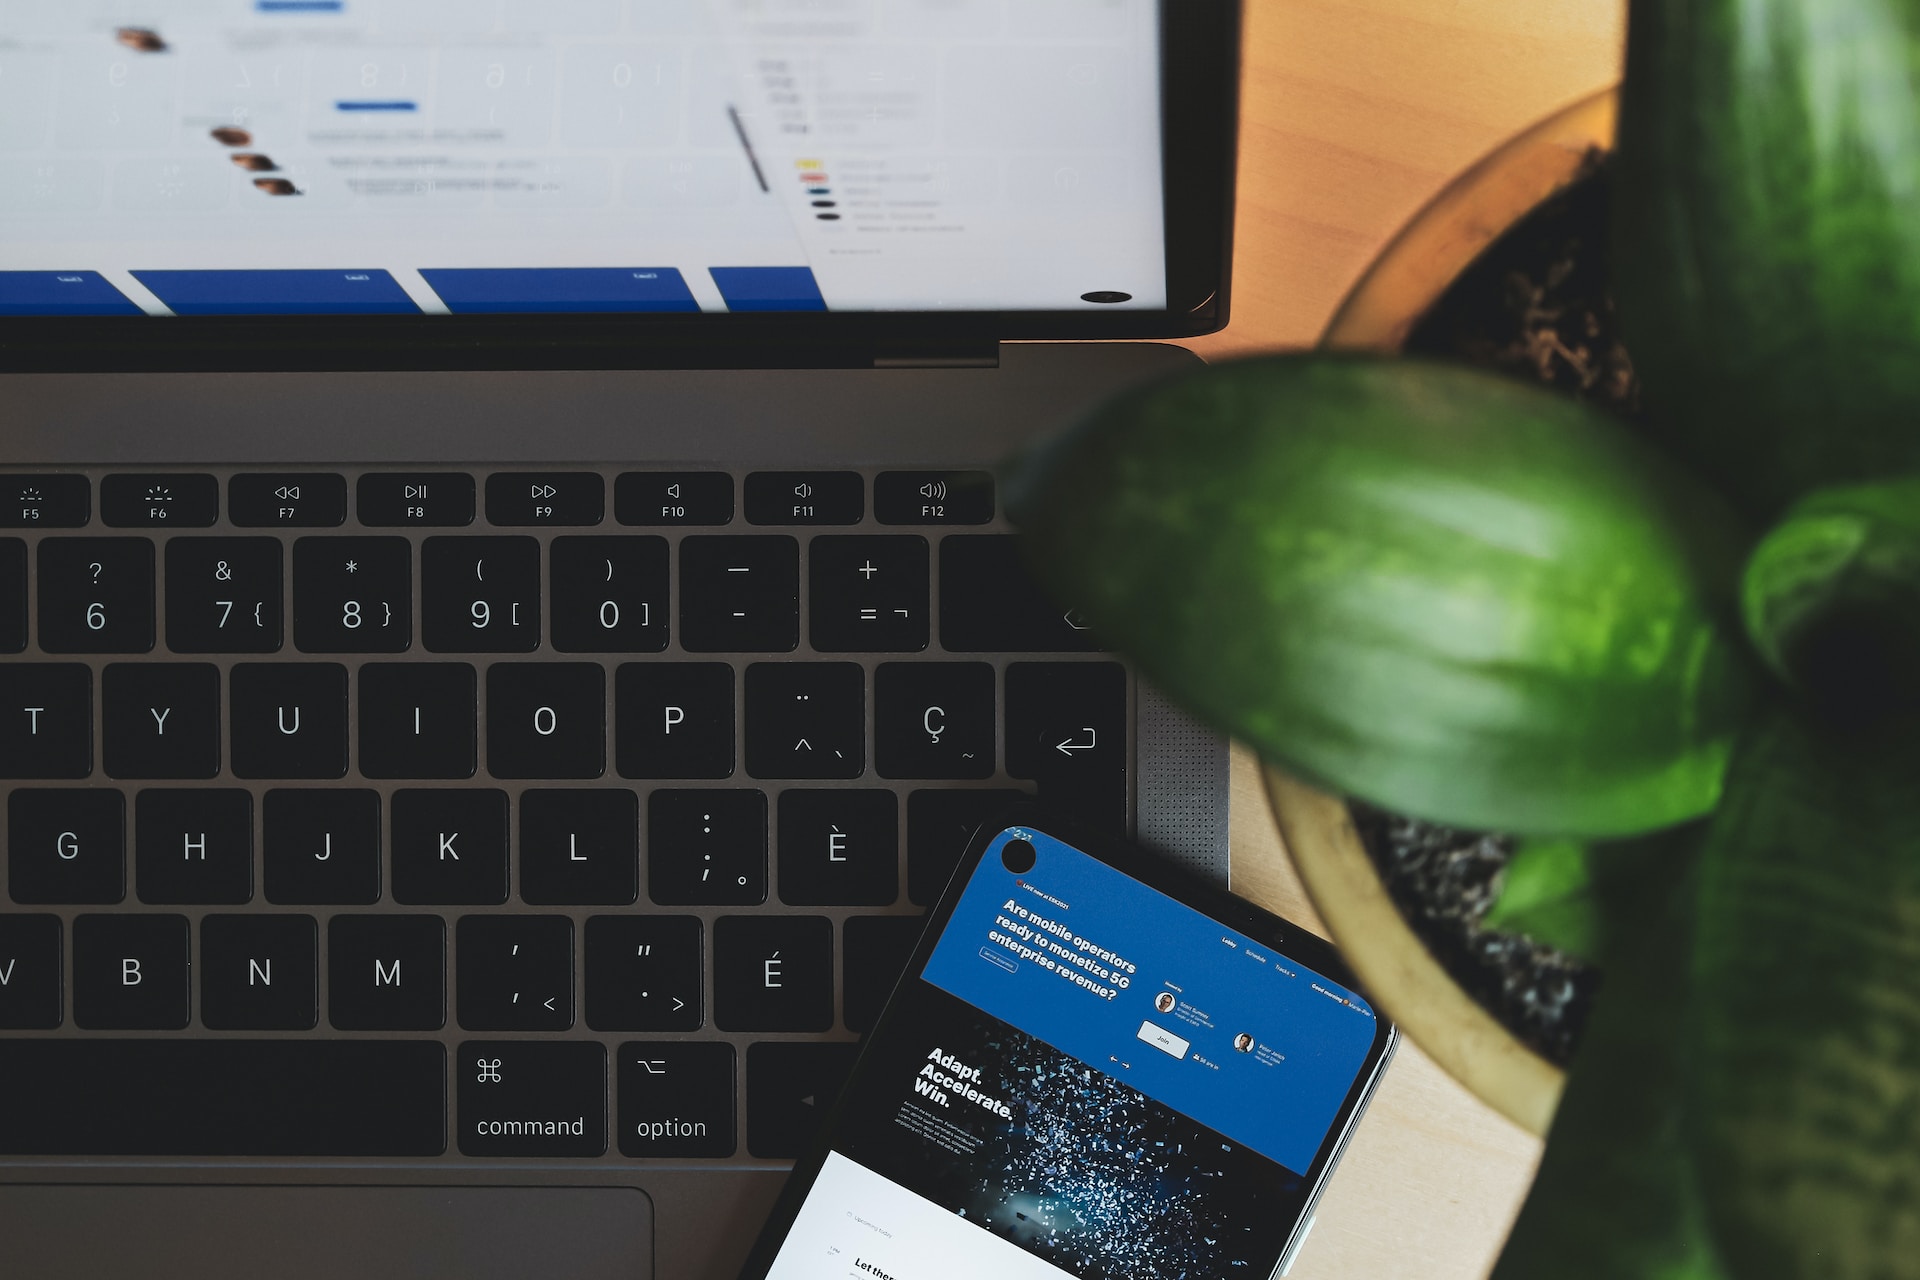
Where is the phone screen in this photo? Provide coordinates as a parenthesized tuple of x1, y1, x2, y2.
(751, 822, 1394, 1280)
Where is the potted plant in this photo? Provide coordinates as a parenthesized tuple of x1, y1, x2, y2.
(1005, 0, 1920, 1274)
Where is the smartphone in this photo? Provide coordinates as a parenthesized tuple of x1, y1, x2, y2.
(737, 809, 1398, 1280)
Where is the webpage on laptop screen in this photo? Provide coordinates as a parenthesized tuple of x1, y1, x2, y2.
(0, 0, 1167, 316)
(765, 827, 1381, 1280)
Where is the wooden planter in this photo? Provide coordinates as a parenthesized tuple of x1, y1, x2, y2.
(1266, 87, 1619, 1139)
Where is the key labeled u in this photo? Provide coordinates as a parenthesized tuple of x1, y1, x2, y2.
(278, 705, 301, 735)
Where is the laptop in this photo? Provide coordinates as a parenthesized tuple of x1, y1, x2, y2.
(0, 2, 1240, 1276)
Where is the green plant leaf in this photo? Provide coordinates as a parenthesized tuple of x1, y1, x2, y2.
(1686, 708, 1920, 1278)
(1006, 355, 1759, 838)
(1741, 476, 1920, 713)
(1615, 0, 1920, 517)
(1493, 828, 1728, 1280)
(1483, 839, 1599, 960)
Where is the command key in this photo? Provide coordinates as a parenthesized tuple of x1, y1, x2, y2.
(458, 1040, 606, 1157)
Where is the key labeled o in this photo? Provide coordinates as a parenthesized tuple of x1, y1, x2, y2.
(533, 706, 558, 736)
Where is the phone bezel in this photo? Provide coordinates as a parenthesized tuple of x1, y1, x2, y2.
(735, 803, 1400, 1280)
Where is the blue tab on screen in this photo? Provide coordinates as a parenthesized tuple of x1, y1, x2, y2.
(420, 268, 699, 314)
(0, 271, 142, 317)
(257, 0, 344, 11)
(336, 101, 416, 112)
(132, 270, 420, 316)
(708, 266, 827, 313)
(920, 827, 1379, 1175)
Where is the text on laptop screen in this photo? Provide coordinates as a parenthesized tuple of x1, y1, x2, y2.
(0, 0, 1167, 317)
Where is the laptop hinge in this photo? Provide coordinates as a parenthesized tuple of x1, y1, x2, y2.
(872, 346, 1000, 370)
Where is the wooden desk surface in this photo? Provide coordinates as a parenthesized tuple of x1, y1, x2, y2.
(1173, 4, 1624, 1276)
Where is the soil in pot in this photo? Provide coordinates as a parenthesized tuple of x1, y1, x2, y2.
(1356, 155, 1633, 1069)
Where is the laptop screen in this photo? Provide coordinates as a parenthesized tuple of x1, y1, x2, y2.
(0, 1, 1169, 319)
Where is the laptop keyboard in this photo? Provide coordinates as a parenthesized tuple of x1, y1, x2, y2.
(0, 467, 1128, 1163)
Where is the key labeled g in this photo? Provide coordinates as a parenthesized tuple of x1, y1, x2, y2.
(57, 830, 79, 860)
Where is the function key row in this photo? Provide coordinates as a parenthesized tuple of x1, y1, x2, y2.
(0, 471, 995, 530)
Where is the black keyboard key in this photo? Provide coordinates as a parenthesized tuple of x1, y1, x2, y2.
(229, 473, 347, 527)
(551, 536, 669, 653)
(616, 471, 732, 526)
(745, 662, 863, 779)
(875, 470, 995, 525)
(777, 789, 898, 906)
(103, 663, 221, 779)
(520, 789, 638, 906)
(1006, 661, 1129, 833)
(0, 1040, 445, 1156)
(809, 535, 929, 652)
(165, 537, 284, 654)
(679, 536, 798, 652)
(457, 915, 574, 1031)
(359, 472, 476, 527)
(487, 663, 605, 779)
(715, 915, 832, 1032)
(907, 788, 1029, 905)
(0, 915, 60, 1029)
(615, 662, 734, 779)
(747, 1042, 857, 1159)
(135, 788, 252, 904)
(73, 912, 189, 1030)
(391, 788, 509, 905)
(939, 534, 1102, 652)
(0, 474, 88, 527)
(744, 471, 862, 526)
(293, 536, 411, 653)
(459, 1040, 606, 1157)
(264, 788, 380, 905)
(487, 473, 604, 527)
(647, 789, 766, 905)
(8, 788, 124, 904)
(359, 662, 477, 779)
(585, 916, 701, 1032)
(424, 536, 541, 652)
(39, 537, 154, 654)
(875, 662, 995, 779)
(200, 913, 318, 1031)
(329, 914, 445, 1030)
(231, 663, 348, 779)
(0, 664, 91, 778)
(101, 473, 218, 528)
(618, 1041, 734, 1158)
(844, 915, 926, 1033)
(0, 538, 24, 652)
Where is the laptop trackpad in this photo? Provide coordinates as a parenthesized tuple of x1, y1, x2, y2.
(0, 1186, 652, 1279)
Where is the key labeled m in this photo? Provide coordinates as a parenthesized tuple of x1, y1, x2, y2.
(375, 958, 401, 986)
